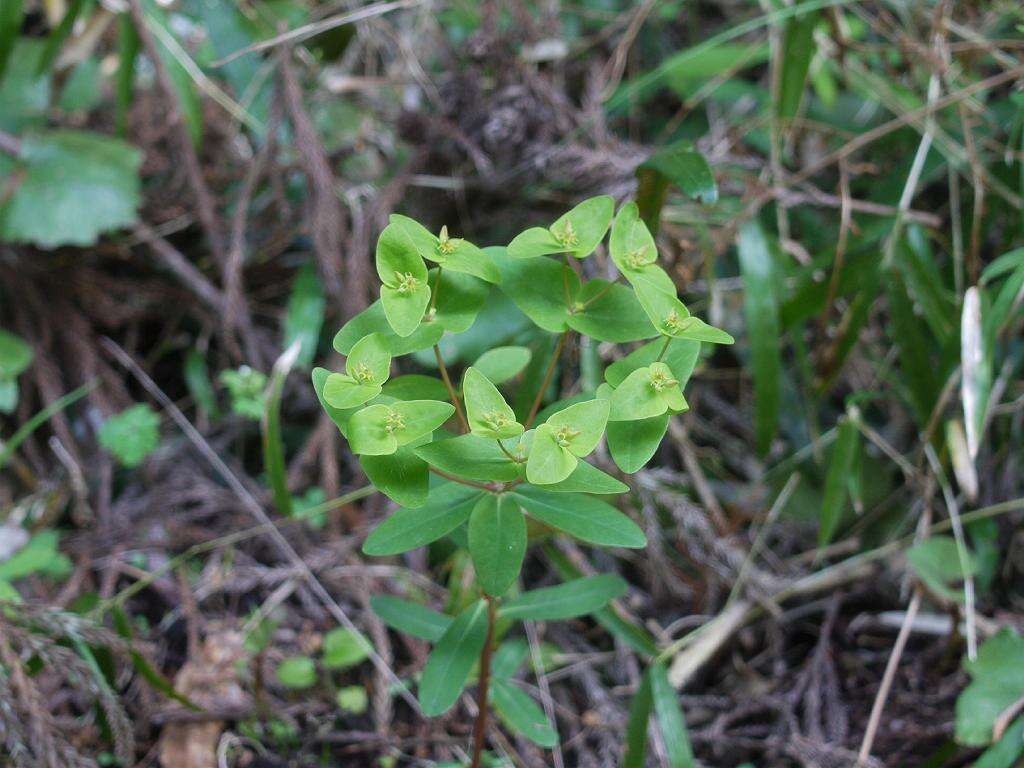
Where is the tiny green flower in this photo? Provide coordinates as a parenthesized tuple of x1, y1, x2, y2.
(384, 409, 406, 434)
(436, 225, 460, 256)
(554, 219, 579, 248)
(553, 424, 580, 448)
(393, 271, 421, 294)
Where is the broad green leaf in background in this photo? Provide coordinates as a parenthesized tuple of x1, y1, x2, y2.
(955, 630, 1024, 746)
(348, 400, 454, 455)
(651, 663, 696, 767)
(491, 639, 530, 679)
(490, 249, 580, 332)
(635, 141, 717, 234)
(907, 536, 977, 601)
(419, 599, 490, 715)
(512, 487, 646, 548)
(819, 414, 859, 546)
(431, 269, 490, 333)
(737, 221, 781, 455)
(0, 329, 32, 415)
(0, 39, 50, 133)
(468, 494, 527, 596)
(58, 57, 102, 114)
(360, 448, 430, 509)
(0, 130, 142, 247)
(370, 595, 452, 642)
(472, 346, 532, 384)
(0, 530, 72, 583)
(499, 574, 628, 621)
(221, 366, 266, 420)
(463, 367, 523, 439)
(776, 12, 817, 120)
(337, 686, 369, 714)
(98, 404, 160, 468)
(276, 656, 317, 690)
(321, 628, 371, 670)
(283, 262, 326, 368)
(508, 196, 614, 259)
(607, 415, 671, 473)
(491, 680, 558, 747)
(376, 220, 431, 337)
(567, 281, 658, 343)
(972, 717, 1024, 768)
(362, 484, 482, 555)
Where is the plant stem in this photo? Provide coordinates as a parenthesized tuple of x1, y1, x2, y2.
(434, 344, 469, 432)
(524, 331, 568, 429)
(655, 335, 672, 361)
(470, 596, 497, 768)
(496, 439, 521, 463)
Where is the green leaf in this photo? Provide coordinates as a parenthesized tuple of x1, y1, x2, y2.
(491, 680, 558, 748)
(333, 300, 444, 356)
(956, 630, 1024, 746)
(283, 262, 326, 368)
(414, 433, 521, 482)
(362, 484, 482, 555)
(0, 39, 50, 134)
(220, 366, 266, 420)
(0, 1, 23, 81)
(608, 363, 686, 422)
(507, 227, 563, 259)
(0, 329, 33, 379)
(322, 628, 372, 670)
(382, 374, 450, 402)
(525, 424, 577, 485)
(346, 333, 392, 383)
(276, 656, 317, 690)
(512, 487, 646, 548)
(359, 448, 429, 508)
(472, 346, 532, 385)
(549, 196, 614, 259)
(432, 269, 490, 333)
(468, 494, 527, 596)
(605, 337, 699, 389)
(0, 530, 71, 582)
(184, 349, 218, 419)
(370, 595, 452, 642)
(776, 12, 817, 120)
(464, 367, 523, 439)
(323, 376, 380, 409)
(819, 415, 859, 546)
(312, 367, 355, 435)
(974, 718, 1024, 768)
(419, 599, 490, 716)
(336, 685, 369, 714)
(634, 280, 689, 332)
(610, 202, 657, 275)
(651, 663, 696, 767)
(389, 215, 499, 283)
(376, 220, 430, 336)
(348, 400, 455, 455)
(635, 141, 716, 234)
(499, 574, 628, 621)
(491, 639, 529, 679)
(98, 404, 160, 468)
(491, 249, 580, 333)
(623, 669, 654, 768)
(607, 415, 670, 473)
(58, 57, 102, 114)
(1, 130, 142, 247)
(568, 281, 658, 343)
(907, 537, 977, 601)
(737, 221, 781, 454)
(542, 459, 628, 494)
(544, 399, 609, 457)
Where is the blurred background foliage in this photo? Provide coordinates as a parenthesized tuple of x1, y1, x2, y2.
(1, 0, 1024, 766)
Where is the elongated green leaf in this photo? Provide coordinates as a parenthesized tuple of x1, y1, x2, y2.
(542, 459, 628, 494)
(415, 433, 521, 482)
(623, 669, 654, 768)
(737, 221, 780, 454)
(419, 599, 490, 715)
(651, 663, 695, 767)
(262, 343, 299, 517)
(513, 487, 645, 548)
(0, 0, 23, 80)
(370, 596, 451, 642)
(363, 484, 482, 555)
(819, 414, 858, 546)
(776, 12, 817, 120)
(500, 574, 628, 621)
(468, 494, 526, 596)
(607, 415, 670, 473)
(492, 680, 558, 747)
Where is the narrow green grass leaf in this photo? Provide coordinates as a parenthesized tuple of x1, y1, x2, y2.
(776, 12, 817, 120)
(651, 662, 696, 767)
(819, 414, 858, 546)
(419, 599, 489, 715)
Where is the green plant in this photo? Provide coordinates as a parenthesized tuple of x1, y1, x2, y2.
(313, 195, 732, 763)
